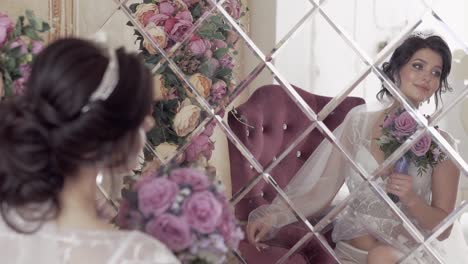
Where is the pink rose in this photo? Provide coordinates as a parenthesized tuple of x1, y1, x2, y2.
(159, 2, 176, 15)
(165, 11, 193, 42)
(146, 214, 192, 252)
(202, 120, 216, 137)
(223, 0, 242, 19)
(138, 177, 179, 217)
(184, 134, 215, 162)
(31, 40, 44, 55)
(148, 13, 171, 27)
(169, 168, 210, 191)
(0, 12, 13, 46)
(183, 191, 222, 234)
(394, 111, 417, 137)
(212, 80, 227, 101)
(411, 134, 432, 157)
(383, 112, 396, 128)
(189, 37, 211, 56)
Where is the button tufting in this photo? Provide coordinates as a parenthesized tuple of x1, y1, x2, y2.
(246, 129, 250, 137)
(260, 191, 264, 197)
(283, 123, 288, 130)
(296, 151, 302, 158)
(273, 156, 277, 161)
(249, 165, 254, 170)
(261, 126, 264, 132)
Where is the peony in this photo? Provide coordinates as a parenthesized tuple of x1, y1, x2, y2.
(169, 168, 211, 191)
(183, 191, 223, 234)
(146, 214, 192, 252)
(135, 3, 159, 26)
(411, 134, 432, 157)
(0, 12, 13, 46)
(138, 177, 179, 217)
(394, 111, 417, 137)
(184, 134, 214, 162)
(173, 104, 201, 136)
(152, 74, 169, 100)
(143, 23, 168, 54)
(211, 80, 227, 101)
(189, 73, 212, 98)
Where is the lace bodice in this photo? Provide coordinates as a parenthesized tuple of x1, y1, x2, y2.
(0, 219, 180, 264)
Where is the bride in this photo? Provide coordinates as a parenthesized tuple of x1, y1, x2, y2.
(247, 34, 466, 263)
(0, 38, 179, 263)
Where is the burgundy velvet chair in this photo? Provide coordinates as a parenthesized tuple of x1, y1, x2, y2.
(227, 84, 365, 263)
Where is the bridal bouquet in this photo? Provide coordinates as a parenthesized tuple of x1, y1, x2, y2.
(377, 109, 447, 176)
(117, 165, 243, 264)
(0, 10, 49, 99)
(127, 0, 245, 160)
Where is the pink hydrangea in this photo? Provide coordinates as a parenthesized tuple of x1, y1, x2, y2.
(212, 80, 227, 101)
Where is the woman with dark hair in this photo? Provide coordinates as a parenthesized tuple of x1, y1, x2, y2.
(246, 34, 465, 263)
(0, 38, 179, 263)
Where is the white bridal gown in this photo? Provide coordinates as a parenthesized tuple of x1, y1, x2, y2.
(249, 104, 468, 263)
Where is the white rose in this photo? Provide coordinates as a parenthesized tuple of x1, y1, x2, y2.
(143, 23, 168, 54)
(188, 73, 212, 98)
(173, 104, 201, 136)
(135, 3, 159, 26)
(153, 74, 169, 100)
(155, 142, 178, 160)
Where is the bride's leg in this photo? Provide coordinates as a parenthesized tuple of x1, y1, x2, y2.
(367, 244, 402, 264)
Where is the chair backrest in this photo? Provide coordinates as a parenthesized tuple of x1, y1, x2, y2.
(227, 84, 365, 221)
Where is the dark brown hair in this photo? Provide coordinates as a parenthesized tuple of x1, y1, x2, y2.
(0, 38, 153, 232)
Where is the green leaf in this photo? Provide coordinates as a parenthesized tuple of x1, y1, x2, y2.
(192, 4, 203, 20)
(13, 16, 24, 37)
(212, 32, 226, 40)
(215, 68, 232, 79)
(143, 0, 153, 3)
(214, 47, 229, 59)
(126, 20, 134, 27)
(24, 26, 42, 40)
(129, 3, 140, 13)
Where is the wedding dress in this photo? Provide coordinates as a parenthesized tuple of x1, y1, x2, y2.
(0, 213, 180, 264)
(248, 103, 468, 263)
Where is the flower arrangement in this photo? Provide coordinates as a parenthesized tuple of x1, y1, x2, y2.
(376, 109, 447, 176)
(0, 10, 49, 99)
(117, 164, 244, 263)
(127, 0, 245, 161)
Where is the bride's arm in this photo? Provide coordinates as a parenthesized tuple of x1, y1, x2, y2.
(387, 132, 460, 240)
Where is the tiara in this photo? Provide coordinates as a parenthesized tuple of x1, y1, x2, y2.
(81, 48, 119, 113)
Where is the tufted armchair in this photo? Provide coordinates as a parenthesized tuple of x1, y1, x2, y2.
(227, 84, 365, 263)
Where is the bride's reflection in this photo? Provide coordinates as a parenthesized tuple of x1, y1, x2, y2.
(246, 34, 467, 264)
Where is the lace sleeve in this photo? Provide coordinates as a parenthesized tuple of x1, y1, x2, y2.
(248, 105, 365, 234)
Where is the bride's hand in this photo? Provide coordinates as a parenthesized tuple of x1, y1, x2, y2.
(386, 173, 417, 206)
(246, 216, 274, 249)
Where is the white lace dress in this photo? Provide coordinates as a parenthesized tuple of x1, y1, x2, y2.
(0, 218, 180, 264)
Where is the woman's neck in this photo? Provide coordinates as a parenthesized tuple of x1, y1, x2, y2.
(57, 167, 114, 231)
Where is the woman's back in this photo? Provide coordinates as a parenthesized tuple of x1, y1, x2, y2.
(0, 218, 179, 264)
